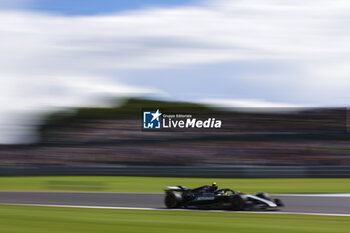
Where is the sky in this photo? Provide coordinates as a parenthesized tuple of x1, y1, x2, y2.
(0, 0, 196, 15)
(1, 0, 350, 143)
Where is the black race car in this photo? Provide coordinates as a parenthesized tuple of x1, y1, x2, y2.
(164, 185, 283, 211)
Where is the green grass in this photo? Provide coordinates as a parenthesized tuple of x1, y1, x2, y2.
(0, 204, 348, 233)
(0, 176, 349, 193)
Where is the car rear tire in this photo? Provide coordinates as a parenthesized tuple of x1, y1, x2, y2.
(230, 194, 246, 211)
(165, 192, 183, 208)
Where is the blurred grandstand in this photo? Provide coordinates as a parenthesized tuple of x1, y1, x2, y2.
(0, 98, 349, 166)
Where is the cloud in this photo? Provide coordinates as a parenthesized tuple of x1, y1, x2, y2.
(201, 98, 311, 114)
(1, 0, 350, 143)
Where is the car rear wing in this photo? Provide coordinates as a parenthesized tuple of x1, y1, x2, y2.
(165, 186, 190, 192)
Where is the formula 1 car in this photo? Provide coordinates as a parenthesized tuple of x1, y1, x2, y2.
(164, 185, 283, 211)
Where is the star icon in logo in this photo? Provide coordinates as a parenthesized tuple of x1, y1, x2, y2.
(150, 109, 162, 122)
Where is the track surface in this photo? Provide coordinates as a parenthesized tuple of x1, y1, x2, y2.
(0, 192, 349, 215)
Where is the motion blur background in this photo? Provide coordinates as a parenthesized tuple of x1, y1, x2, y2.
(1, 0, 350, 176)
(1, 1, 350, 233)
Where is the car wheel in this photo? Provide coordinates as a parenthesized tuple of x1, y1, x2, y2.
(274, 198, 284, 207)
(256, 192, 270, 200)
(164, 192, 182, 208)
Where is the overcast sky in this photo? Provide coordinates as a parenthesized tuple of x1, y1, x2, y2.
(1, 0, 350, 143)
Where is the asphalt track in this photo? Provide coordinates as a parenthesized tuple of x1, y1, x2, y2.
(0, 192, 349, 215)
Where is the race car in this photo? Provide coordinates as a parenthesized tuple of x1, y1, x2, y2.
(164, 184, 284, 211)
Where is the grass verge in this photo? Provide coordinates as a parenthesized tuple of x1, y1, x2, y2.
(0, 204, 349, 233)
(0, 176, 349, 193)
